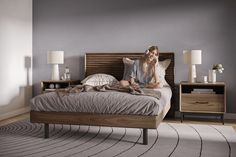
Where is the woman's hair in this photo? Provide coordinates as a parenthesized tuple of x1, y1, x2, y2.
(141, 46, 159, 83)
(145, 46, 159, 56)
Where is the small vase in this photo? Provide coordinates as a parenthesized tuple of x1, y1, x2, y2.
(209, 70, 216, 83)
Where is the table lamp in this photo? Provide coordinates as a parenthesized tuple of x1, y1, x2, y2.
(47, 51, 64, 80)
(183, 50, 202, 83)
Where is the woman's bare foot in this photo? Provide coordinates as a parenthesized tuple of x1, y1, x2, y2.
(119, 80, 130, 87)
(145, 82, 161, 89)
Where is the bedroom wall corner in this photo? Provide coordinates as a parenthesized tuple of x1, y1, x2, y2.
(0, 0, 33, 121)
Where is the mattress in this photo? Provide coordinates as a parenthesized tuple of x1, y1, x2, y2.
(30, 87, 172, 116)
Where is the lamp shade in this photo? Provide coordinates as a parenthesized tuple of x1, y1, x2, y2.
(183, 50, 202, 65)
(47, 51, 64, 64)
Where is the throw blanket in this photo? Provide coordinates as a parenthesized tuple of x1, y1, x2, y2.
(56, 84, 161, 99)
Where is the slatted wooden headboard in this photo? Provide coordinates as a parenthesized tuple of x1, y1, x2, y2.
(85, 52, 175, 88)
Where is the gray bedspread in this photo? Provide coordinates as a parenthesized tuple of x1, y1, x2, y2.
(30, 86, 172, 116)
(56, 84, 161, 99)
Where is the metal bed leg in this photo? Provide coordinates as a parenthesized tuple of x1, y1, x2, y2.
(143, 128, 148, 145)
(44, 123, 49, 138)
(222, 114, 224, 125)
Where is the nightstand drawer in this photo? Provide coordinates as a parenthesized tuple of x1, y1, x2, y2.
(181, 93, 224, 112)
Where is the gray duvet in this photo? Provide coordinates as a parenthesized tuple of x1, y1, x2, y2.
(30, 87, 172, 116)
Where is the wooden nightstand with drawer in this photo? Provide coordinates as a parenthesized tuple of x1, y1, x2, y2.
(41, 80, 80, 94)
(179, 81, 226, 124)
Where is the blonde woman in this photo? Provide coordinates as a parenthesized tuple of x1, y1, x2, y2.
(120, 46, 162, 89)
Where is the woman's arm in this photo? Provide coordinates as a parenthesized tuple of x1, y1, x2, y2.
(153, 62, 160, 83)
(145, 59, 162, 88)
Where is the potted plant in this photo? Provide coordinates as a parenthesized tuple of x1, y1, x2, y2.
(213, 64, 224, 73)
(209, 64, 224, 83)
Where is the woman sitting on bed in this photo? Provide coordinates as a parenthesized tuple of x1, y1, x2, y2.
(120, 46, 162, 89)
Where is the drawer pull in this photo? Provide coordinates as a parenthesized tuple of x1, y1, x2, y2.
(195, 101, 209, 104)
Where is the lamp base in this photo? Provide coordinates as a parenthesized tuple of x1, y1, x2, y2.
(51, 64, 60, 80)
(188, 64, 197, 83)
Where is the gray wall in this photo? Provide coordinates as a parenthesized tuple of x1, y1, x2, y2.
(33, 0, 236, 113)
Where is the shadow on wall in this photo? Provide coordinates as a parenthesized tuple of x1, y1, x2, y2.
(62, 55, 85, 80)
(25, 56, 31, 86)
(0, 86, 32, 120)
(24, 56, 32, 106)
(0, 56, 32, 120)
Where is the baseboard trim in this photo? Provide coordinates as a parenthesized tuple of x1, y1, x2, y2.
(224, 113, 236, 120)
(175, 111, 236, 120)
(0, 106, 30, 121)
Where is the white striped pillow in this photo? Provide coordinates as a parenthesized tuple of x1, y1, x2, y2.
(81, 73, 118, 86)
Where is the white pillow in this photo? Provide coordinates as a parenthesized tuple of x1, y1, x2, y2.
(157, 59, 171, 86)
(81, 73, 118, 86)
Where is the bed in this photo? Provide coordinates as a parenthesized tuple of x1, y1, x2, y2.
(30, 52, 175, 145)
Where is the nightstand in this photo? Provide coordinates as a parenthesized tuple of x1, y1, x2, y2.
(179, 81, 226, 124)
(41, 80, 80, 93)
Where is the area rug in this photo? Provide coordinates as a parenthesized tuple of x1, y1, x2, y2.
(0, 120, 236, 157)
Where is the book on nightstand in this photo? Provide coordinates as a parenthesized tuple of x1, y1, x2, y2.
(191, 88, 215, 94)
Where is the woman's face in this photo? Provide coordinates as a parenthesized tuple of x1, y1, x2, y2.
(146, 49, 158, 62)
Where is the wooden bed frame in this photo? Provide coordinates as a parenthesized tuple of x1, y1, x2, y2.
(30, 52, 175, 145)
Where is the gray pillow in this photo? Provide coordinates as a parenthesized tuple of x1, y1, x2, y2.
(122, 57, 135, 80)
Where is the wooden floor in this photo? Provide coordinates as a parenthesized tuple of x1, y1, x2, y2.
(0, 113, 236, 132)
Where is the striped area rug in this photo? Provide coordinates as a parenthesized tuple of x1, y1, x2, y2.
(0, 120, 236, 157)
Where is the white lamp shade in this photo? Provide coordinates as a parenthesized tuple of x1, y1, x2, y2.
(183, 50, 202, 64)
(47, 51, 64, 64)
